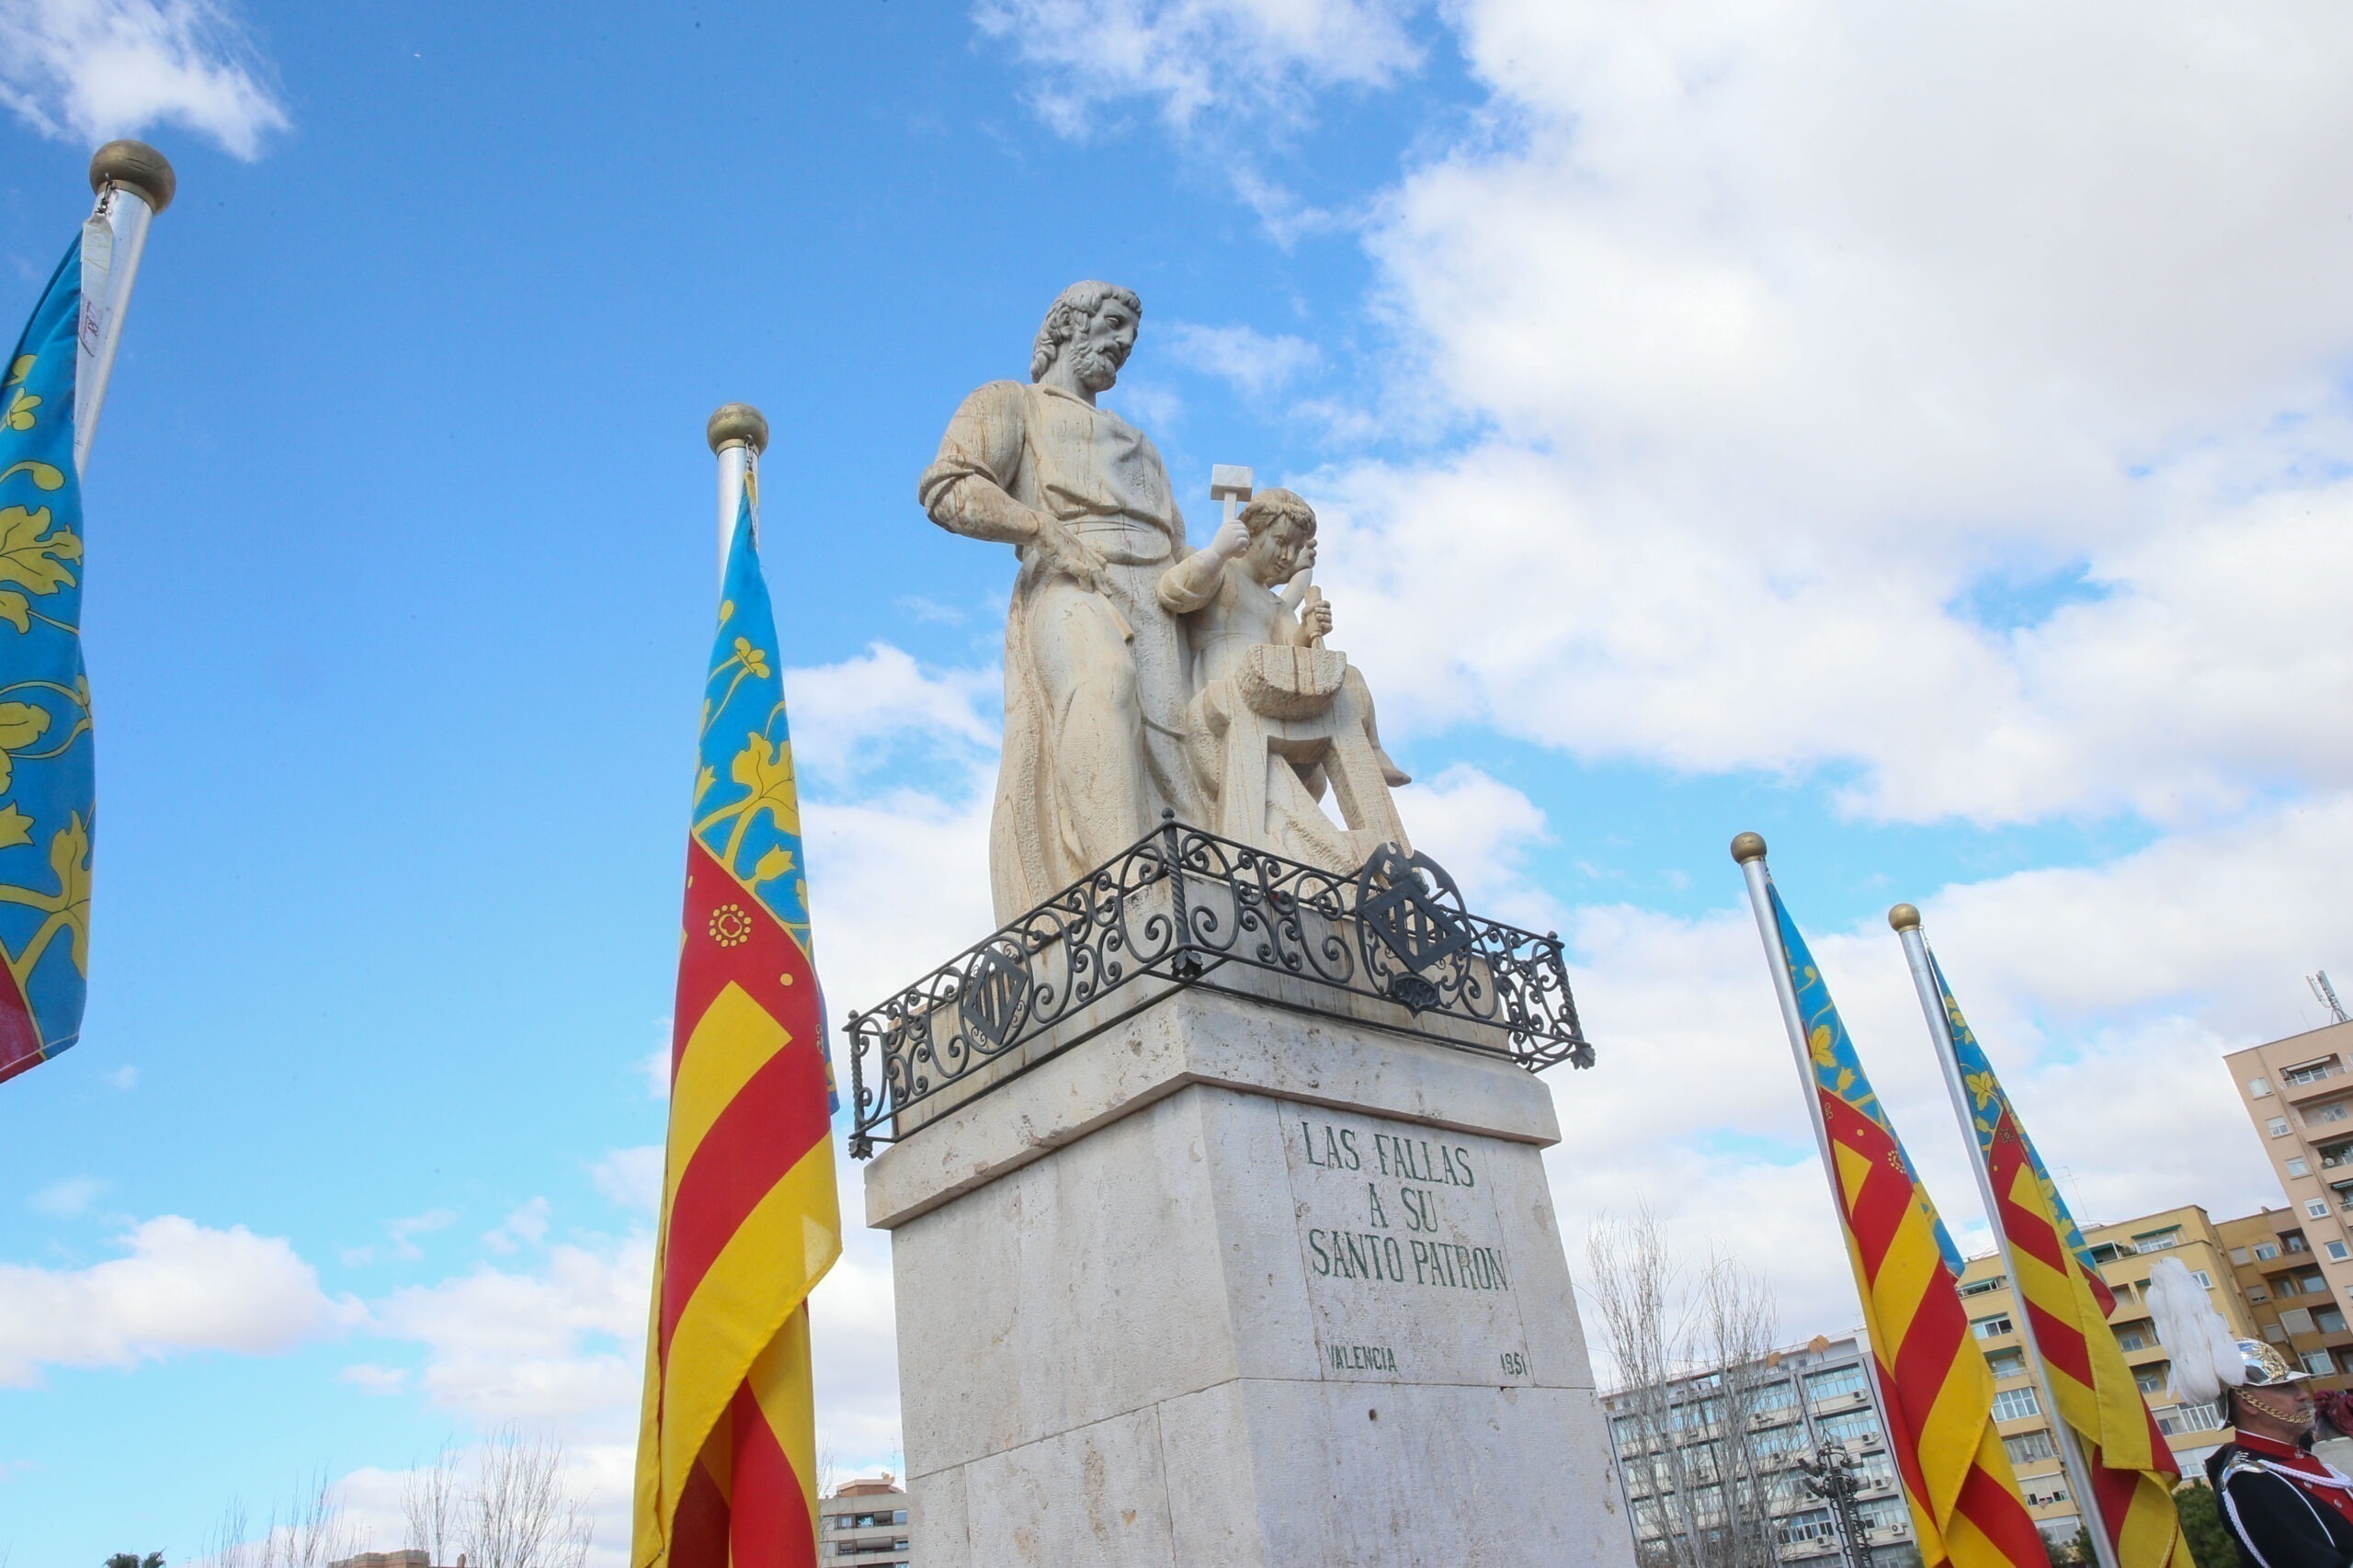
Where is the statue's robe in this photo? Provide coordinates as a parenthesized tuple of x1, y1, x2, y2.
(920, 380, 1201, 923)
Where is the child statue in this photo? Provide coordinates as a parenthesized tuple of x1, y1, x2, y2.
(1156, 487, 1412, 869)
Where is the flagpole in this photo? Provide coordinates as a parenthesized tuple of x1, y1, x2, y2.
(1892, 903, 2119, 1568)
(1731, 834, 1870, 1264)
(708, 402, 767, 579)
(74, 140, 174, 475)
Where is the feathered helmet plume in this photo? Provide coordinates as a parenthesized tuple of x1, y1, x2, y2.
(2146, 1255, 2304, 1403)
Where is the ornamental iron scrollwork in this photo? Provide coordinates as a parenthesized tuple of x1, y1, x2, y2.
(1355, 845, 1475, 1014)
(845, 818, 1590, 1158)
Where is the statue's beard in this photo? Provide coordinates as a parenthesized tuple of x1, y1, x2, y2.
(1068, 341, 1122, 392)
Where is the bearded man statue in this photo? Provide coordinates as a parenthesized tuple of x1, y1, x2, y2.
(918, 281, 1205, 922)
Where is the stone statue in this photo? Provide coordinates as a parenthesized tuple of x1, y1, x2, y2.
(920, 281, 1203, 922)
(920, 285, 1417, 915)
(1158, 487, 1413, 870)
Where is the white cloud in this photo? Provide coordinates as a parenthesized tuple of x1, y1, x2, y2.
(482, 1198, 551, 1256)
(1392, 763, 1561, 932)
(0, 0, 290, 160)
(27, 1175, 107, 1218)
(0, 1215, 359, 1386)
(974, 0, 1424, 138)
(345, 1206, 458, 1267)
(106, 1063, 138, 1090)
(1543, 793, 2353, 1360)
(339, 1362, 408, 1396)
(373, 1232, 651, 1426)
(1284, 0, 2353, 826)
(783, 643, 996, 790)
(1159, 321, 1323, 401)
(589, 1146, 663, 1216)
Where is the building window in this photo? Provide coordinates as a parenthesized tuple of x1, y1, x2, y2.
(2309, 1199, 2332, 1220)
(1805, 1365, 1869, 1405)
(1858, 1497, 1910, 1533)
(2250, 1285, 2270, 1302)
(2191, 1270, 2213, 1288)
(2311, 1105, 2352, 1127)
(2005, 1430, 2058, 1464)
(2307, 1352, 2336, 1376)
(1779, 1507, 1836, 1546)
(2330, 1243, 2351, 1264)
(2112, 1282, 2137, 1305)
(2287, 1058, 2343, 1086)
(2271, 1119, 2294, 1138)
(2302, 1272, 2328, 1294)
(2289, 1233, 2311, 1253)
(1986, 1349, 2027, 1380)
(2267, 1324, 2291, 1344)
(1993, 1386, 2041, 1421)
(2290, 1159, 2313, 1177)
(1819, 1411, 1883, 1446)
(2252, 1077, 2274, 1097)
(2256, 1242, 2283, 1260)
(2136, 1229, 2183, 1253)
(2234, 1247, 2255, 1265)
(2136, 1368, 2169, 1394)
(1960, 1275, 2008, 1297)
(2318, 1306, 2347, 1333)
(1972, 1314, 2015, 1339)
(2116, 1327, 2150, 1351)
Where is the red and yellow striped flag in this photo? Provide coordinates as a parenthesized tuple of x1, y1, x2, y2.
(1767, 881, 2047, 1568)
(634, 490, 841, 1568)
(1934, 955, 2191, 1568)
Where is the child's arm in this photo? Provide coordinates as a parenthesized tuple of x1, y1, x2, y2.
(1157, 517, 1251, 614)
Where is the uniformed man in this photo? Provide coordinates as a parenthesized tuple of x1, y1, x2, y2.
(2211, 1339, 2353, 1568)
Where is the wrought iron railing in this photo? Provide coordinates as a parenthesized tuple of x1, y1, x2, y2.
(845, 816, 1591, 1157)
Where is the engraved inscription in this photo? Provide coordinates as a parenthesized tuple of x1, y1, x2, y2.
(1282, 1104, 1535, 1385)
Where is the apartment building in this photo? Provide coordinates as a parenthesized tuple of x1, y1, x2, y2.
(2214, 1205, 2353, 1390)
(821, 1476, 915, 1567)
(2226, 1021, 2353, 1386)
(1954, 1201, 2261, 1518)
(1603, 1330, 1922, 1568)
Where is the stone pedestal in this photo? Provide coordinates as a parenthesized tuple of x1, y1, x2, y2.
(864, 986, 1634, 1566)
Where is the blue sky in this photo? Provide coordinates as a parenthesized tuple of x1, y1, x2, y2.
(5, 1, 2353, 1562)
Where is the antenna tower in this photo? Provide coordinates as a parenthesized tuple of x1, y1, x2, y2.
(2313, 971, 2350, 1026)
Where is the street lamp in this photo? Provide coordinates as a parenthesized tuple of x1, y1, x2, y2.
(1797, 1440, 1868, 1568)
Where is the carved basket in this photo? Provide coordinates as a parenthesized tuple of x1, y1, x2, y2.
(1237, 643, 1347, 720)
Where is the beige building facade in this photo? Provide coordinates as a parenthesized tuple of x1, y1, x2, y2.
(2224, 1021, 2353, 1389)
(821, 1477, 915, 1567)
(1954, 1200, 2260, 1524)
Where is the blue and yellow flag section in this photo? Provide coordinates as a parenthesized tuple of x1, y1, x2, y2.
(1767, 880, 2044, 1568)
(0, 241, 94, 1084)
(1935, 955, 2191, 1568)
(635, 490, 841, 1568)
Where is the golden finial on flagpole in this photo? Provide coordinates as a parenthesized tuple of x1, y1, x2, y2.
(1887, 903, 1921, 931)
(707, 402, 768, 455)
(1730, 831, 1767, 864)
(88, 140, 175, 213)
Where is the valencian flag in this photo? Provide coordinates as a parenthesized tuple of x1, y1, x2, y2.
(0, 240, 95, 1084)
(1934, 955, 2192, 1568)
(1767, 881, 2046, 1568)
(634, 485, 841, 1568)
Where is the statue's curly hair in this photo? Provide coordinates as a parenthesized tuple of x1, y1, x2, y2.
(1237, 487, 1315, 539)
(1030, 280, 1143, 382)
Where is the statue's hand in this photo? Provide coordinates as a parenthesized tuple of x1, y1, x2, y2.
(1209, 517, 1251, 562)
(1033, 514, 1110, 593)
(1302, 597, 1335, 640)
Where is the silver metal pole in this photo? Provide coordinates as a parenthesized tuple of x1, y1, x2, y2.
(706, 403, 768, 580)
(1892, 906, 2119, 1568)
(74, 141, 175, 476)
(1731, 834, 1868, 1276)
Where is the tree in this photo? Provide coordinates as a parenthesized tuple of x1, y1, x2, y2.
(1586, 1205, 1789, 1568)
(2175, 1481, 2238, 1568)
(200, 1471, 353, 1568)
(402, 1428, 591, 1568)
(103, 1555, 164, 1568)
